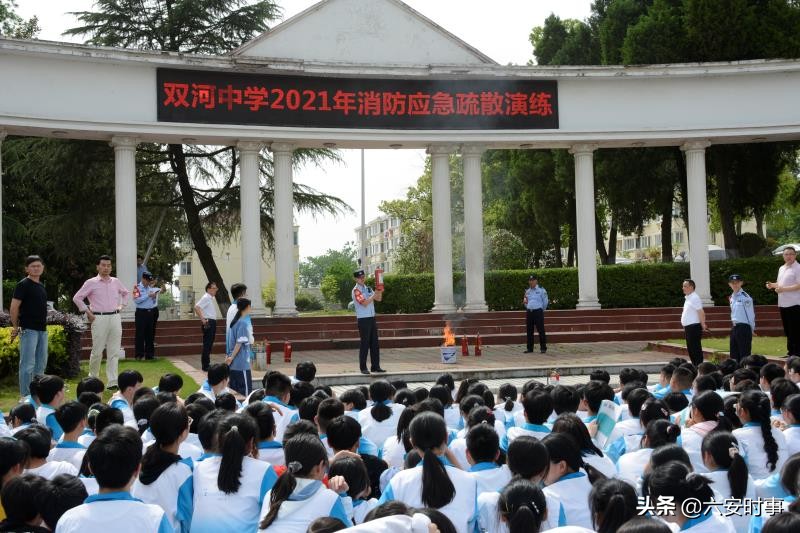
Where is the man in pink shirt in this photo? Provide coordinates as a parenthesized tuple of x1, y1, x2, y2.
(767, 246, 800, 356)
(72, 255, 130, 390)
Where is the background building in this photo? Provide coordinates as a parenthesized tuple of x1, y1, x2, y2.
(356, 215, 402, 274)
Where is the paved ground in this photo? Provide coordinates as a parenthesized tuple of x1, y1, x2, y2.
(169, 341, 669, 390)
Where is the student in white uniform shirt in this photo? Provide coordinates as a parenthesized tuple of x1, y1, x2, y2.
(381, 406, 415, 469)
(244, 402, 285, 467)
(258, 433, 352, 531)
(449, 405, 495, 470)
(465, 423, 511, 494)
(500, 389, 552, 452)
(494, 479, 551, 533)
(132, 403, 194, 533)
(328, 454, 378, 525)
(358, 380, 404, 451)
(732, 390, 789, 480)
(699, 432, 756, 532)
(681, 391, 732, 473)
(541, 433, 604, 530)
(55, 425, 174, 533)
(17, 425, 78, 480)
(604, 388, 653, 460)
(429, 385, 462, 429)
(616, 419, 681, 487)
(589, 478, 640, 533)
(46, 401, 89, 470)
(379, 412, 478, 533)
(191, 414, 278, 533)
(552, 413, 616, 478)
(605, 398, 670, 463)
(110, 369, 144, 429)
(38, 473, 89, 531)
(340, 388, 367, 421)
(260, 371, 300, 442)
(780, 393, 800, 455)
(644, 461, 736, 533)
(34, 375, 66, 441)
(493, 383, 522, 429)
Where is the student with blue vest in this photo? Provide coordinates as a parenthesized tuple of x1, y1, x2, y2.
(55, 425, 174, 533)
(465, 423, 511, 494)
(110, 370, 143, 429)
(617, 419, 681, 487)
(500, 389, 551, 452)
(258, 433, 353, 532)
(700, 432, 755, 532)
(133, 402, 194, 533)
(359, 380, 405, 451)
(497, 479, 549, 533)
(244, 402, 284, 467)
(17, 425, 78, 479)
(34, 375, 66, 441)
(728, 273, 756, 363)
(328, 454, 378, 525)
(225, 298, 253, 397)
(523, 274, 548, 354)
(261, 371, 300, 442)
(780, 393, 800, 455)
(49, 401, 89, 470)
(552, 413, 616, 479)
(733, 390, 788, 480)
(379, 412, 478, 533)
(580, 380, 615, 425)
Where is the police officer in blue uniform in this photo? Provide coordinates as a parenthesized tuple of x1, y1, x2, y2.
(729, 273, 756, 363)
(523, 274, 549, 354)
(133, 271, 160, 360)
(352, 270, 386, 375)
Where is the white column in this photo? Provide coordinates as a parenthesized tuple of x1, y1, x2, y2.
(271, 142, 297, 316)
(428, 145, 456, 312)
(570, 144, 601, 309)
(0, 130, 5, 310)
(682, 140, 713, 304)
(111, 136, 138, 318)
(462, 145, 488, 312)
(237, 141, 266, 316)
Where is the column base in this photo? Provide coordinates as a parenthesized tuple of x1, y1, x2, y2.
(699, 295, 714, 306)
(272, 306, 298, 317)
(249, 306, 269, 318)
(463, 302, 489, 313)
(432, 303, 457, 313)
(576, 299, 601, 310)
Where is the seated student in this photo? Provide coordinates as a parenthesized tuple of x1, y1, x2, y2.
(492, 383, 522, 429)
(78, 403, 118, 448)
(449, 406, 495, 471)
(50, 401, 89, 470)
(76, 376, 105, 397)
(380, 406, 415, 471)
(606, 397, 671, 463)
(0, 439, 29, 522)
(769, 378, 797, 423)
(495, 479, 548, 533)
(590, 369, 611, 385)
(358, 381, 404, 451)
(650, 364, 676, 397)
(0, 411, 10, 439)
(225, 299, 253, 397)
(785, 356, 800, 387)
(132, 403, 194, 533)
(292, 361, 316, 385)
(258, 433, 352, 532)
(158, 374, 184, 399)
(379, 413, 478, 533)
(465, 424, 511, 494)
(617, 419, 680, 487)
(197, 364, 234, 403)
(700, 432, 755, 532)
(194, 410, 227, 463)
(17, 426, 78, 479)
(76, 407, 126, 496)
(579, 380, 615, 426)
(645, 461, 736, 532)
(616, 381, 647, 422)
(214, 393, 239, 413)
(615, 368, 643, 402)
(0, 474, 49, 533)
(135, 396, 161, 439)
(39, 473, 88, 531)
(340, 389, 366, 421)
(192, 414, 278, 533)
(655, 366, 694, 402)
(316, 398, 346, 457)
(34, 375, 66, 441)
(681, 391, 732, 473)
(589, 478, 639, 533)
(327, 416, 388, 499)
(55, 425, 173, 533)
(552, 413, 616, 478)
(261, 371, 300, 441)
(606, 388, 652, 451)
(328, 454, 377, 525)
(733, 390, 789, 480)
(298, 396, 322, 423)
(500, 390, 551, 452)
(663, 391, 690, 417)
(760, 363, 786, 393)
(781, 393, 800, 455)
(550, 384, 581, 423)
(429, 385, 461, 430)
(110, 370, 144, 429)
(244, 402, 284, 467)
(541, 432, 605, 530)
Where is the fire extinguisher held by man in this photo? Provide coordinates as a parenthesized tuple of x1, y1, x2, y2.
(352, 269, 386, 375)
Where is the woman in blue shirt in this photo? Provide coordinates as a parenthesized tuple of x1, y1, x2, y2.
(226, 299, 253, 396)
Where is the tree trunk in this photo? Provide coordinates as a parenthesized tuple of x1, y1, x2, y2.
(553, 223, 563, 268)
(595, 213, 609, 265)
(607, 217, 617, 265)
(674, 148, 689, 242)
(567, 224, 576, 267)
(713, 153, 740, 257)
(661, 187, 674, 263)
(756, 210, 765, 238)
(168, 144, 232, 311)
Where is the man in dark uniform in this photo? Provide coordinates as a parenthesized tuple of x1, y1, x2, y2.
(352, 270, 385, 375)
(133, 271, 160, 360)
(729, 273, 755, 363)
(523, 274, 549, 354)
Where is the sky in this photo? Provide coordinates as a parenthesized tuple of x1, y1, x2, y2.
(14, 0, 594, 261)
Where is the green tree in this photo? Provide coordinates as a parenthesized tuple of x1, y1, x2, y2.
(299, 243, 358, 288)
(485, 229, 529, 270)
(767, 169, 800, 244)
(65, 0, 350, 308)
(0, 0, 39, 38)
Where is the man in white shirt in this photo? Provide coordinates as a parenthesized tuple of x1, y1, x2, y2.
(681, 279, 707, 366)
(195, 281, 219, 372)
(767, 246, 800, 356)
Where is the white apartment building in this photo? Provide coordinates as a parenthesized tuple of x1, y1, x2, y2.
(356, 215, 402, 274)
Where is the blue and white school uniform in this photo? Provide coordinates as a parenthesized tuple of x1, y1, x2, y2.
(36, 403, 63, 441)
(444, 405, 462, 429)
(191, 455, 277, 533)
(476, 490, 561, 533)
(703, 468, 756, 532)
(77, 427, 95, 447)
(542, 471, 594, 530)
(10, 422, 33, 435)
(379, 458, 478, 533)
(448, 437, 469, 471)
(456, 420, 506, 441)
(499, 423, 549, 452)
(350, 497, 378, 525)
(582, 450, 616, 478)
(109, 394, 138, 429)
(143, 437, 203, 462)
(616, 447, 654, 487)
(79, 475, 98, 496)
(681, 425, 714, 474)
(258, 478, 352, 532)
(227, 319, 253, 396)
(55, 491, 173, 533)
(678, 511, 736, 533)
(132, 457, 194, 533)
(261, 396, 299, 442)
(27, 459, 78, 480)
(782, 424, 800, 456)
(358, 403, 405, 452)
(48, 441, 86, 470)
(381, 435, 406, 469)
(0, 410, 10, 437)
(344, 409, 360, 421)
(732, 422, 789, 479)
(256, 441, 285, 467)
(468, 462, 512, 494)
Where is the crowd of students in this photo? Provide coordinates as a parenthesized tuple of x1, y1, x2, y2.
(3, 354, 800, 532)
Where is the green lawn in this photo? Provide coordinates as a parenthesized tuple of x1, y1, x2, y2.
(0, 358, 199, 413)
(298, 309, 353, 317)
(665, 336, 789, 357)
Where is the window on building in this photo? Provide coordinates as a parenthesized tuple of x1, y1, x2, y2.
(623, 237, 636, 251)
(655, 234, 662, 247)
(293, 230, 299, 246)
(673, 231, 684, 244)
(179, 261, 192, 276)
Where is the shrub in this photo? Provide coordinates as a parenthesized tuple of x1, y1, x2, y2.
(738, 233, 768, 258)
(295, 291, 323, 312)
(320, 272, 353, 308)
(0, 309, 84, 378)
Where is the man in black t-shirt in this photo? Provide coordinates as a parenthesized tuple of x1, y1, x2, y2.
(10, 255, 49, 398)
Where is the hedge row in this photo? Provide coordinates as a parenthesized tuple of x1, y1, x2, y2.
(0, 310, 85, 378)
(371, 257, 783, 313)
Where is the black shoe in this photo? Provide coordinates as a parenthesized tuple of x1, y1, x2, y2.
(106, 385, 119, 392)
(371, 368, 387, 373)
(540, 348, 547, 354)
(524, 350, 533, 354)
(360, 369, 370, 375)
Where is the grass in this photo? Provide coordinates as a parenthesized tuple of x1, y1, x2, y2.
(665, 336, 789, 357)
(298, 309, 353, 317)
(0, 357, 199, 413)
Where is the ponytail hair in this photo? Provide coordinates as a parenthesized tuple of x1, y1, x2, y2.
(639, 398, 670, 428)
(498, 479, 547, 533)
(498, 383, 518, 412)
(230, 298, 251, 328)
(409, 412, 454, 508)
(646, 461, 714, 513)
(542, 432, 606, 485)
(139, 402, 187, 485)
(590, 478, 638, 533)
(466, 405, 495, 429)
(691, 391, 732, 433)
(507, 436, 549, 481)
(643, 419, 681, 449)
(739, 390, 780, 472)
(701, 431, 748, 499)
(217, 414, 258, 494)
(369, 380, 394, 423)
(260, 433, 328, 529)
(552, 412, 604, 457)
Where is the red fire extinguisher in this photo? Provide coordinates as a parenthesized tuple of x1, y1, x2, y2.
(375, 267, 384, 291)
(283, 340, 292, 363)
(265, 340, 272, 365)
(475, 333, 482, 357)
(461, 335, 470, 357)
